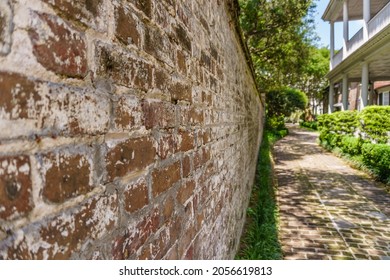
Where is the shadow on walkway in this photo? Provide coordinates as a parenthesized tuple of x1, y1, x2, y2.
(274, 125, 390, 260)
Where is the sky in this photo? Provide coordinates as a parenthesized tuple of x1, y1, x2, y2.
(314, 0, 363, 49)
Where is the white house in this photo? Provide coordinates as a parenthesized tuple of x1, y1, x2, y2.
(322, 0, 390, 112)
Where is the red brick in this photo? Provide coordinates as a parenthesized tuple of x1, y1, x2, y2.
(142, 100, 176, 129)
(112, 209, 160, 259)
(123, 178, 148, 213)
(28, 12, 87, 78)
(145, 25, 174, 66)
(106, 137, 156, 181)
(97, 45, 153, 90)
(42, 0, 103, 29)
(114, 96, 143, 131)
(115, 6, 141, 46)
(0, 72, 110, 138)
(0, 72, 41, 120)
(170, 81, 192, 104)
(177, 50, 187, 75)
(177, 180, 195, 205)
(181, 106, 203, 126)
(177, 129, 195, 152)
(152, 160, 181, 197)
(154, 68, 170, 92)
(42, 152, 93, 203)
(4, 193, 118, 259)
(182, 155, 191, 178)
(157, 133, 176, 160)
(150, 227, 170, 259)
(162, 196, 175, 223)
(194, 147, 211, 170)
(0, 156, 33, 220)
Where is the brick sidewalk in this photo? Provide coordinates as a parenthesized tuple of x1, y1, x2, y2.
(273, 125, 390, 260)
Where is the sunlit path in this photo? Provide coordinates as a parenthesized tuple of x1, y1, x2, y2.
(274, 125, 390, 260)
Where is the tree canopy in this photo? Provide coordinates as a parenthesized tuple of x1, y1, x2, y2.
(239, 0, 329, 119)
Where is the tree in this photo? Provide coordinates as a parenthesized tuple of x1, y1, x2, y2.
(266, 87, 308, 117)
(239, 0, 317, 92)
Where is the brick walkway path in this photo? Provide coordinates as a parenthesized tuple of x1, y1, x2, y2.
(273, 125, 390, 260)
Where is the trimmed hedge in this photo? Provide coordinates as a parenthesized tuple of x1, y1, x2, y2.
(318, 106, 390, 184)
(362, 143, 390, 183)
(300, 121, 318, 130)
(359, 106, 390, 144)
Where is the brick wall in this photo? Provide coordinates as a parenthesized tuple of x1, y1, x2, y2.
(0, 0, 264, 259)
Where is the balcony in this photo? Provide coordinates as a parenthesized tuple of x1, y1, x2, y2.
(331, 1, 390, 68)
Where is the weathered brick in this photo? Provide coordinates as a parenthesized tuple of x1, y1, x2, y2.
(113, 96, 143, 131)
(42, 0, 104, 29)
(182, 155, 191, 178)
(177, 50, 187, 75)
(161, 196, 175, 224)
(115, 6, 141, 46)
(177, 129, 195, 152)
(145, 25, 174, 66)
(0, 156, 33, 220)
(2, 193, 118, 259)
(0, 72, 110, 138)
(0, 0, 12, 55)
(131, 0, 152, 18)
(157, 133, 176, 160)
(112, 209, 159, 259)
(106, 137, 156, 181)
(142, 100, 176, 129)
(170, 81, 192, 103)
(0, 72, 41, 121)
(194, 147, 211, 170)
(177, 180, 195, 205)
(152, 160, 181, 197)
(97, 45, 152, 89)
(175, 25, 191, 52)
(28, 12, 87, 78)
(41, 152, 93, 203)
(202, 91, 213, 106)
(180, 106, 204, 126)
(123, 177, 148, 213)
(154, 68, 170, 92)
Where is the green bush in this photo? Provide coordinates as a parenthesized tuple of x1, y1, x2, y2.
(300, 121, 318, 130)
(266, 116, 288, 137)
(318, 107, 390, 184)
(362, 143, 390, 183)
(359, 106, 390, 144)
(340, 135, 363, 156)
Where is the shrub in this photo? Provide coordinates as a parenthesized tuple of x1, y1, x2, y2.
(340, 135, 363, 156)
(362, 143, 390, 183)
(359, 106, 390, 144)
(317, 107, 390, 184)
(300, 121, 318, 130)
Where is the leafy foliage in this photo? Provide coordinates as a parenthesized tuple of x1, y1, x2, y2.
(239, 0, 317, 92)
(362, 143, 390, 183)
(359, 106, 390, 144)
(317, 107, 390, 184)
(236, 130, 283, 260)
(266, 87, 308, 117)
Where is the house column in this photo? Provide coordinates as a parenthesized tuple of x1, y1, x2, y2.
(342, 74, 349, 110)
(330, 21, 335, 69)
(361, 62, 369, 109)
(343, 0, 349, 58)
(329, 81, 335, 113)
(363, 0, 371, 40)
